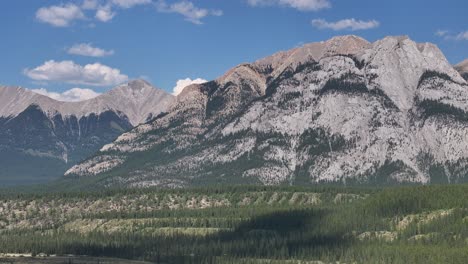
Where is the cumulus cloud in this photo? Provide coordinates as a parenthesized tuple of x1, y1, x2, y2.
(36, 4, 85, 27)
(312, 18, 380, 31)
(24, 60, 128, 87)
(37, 0, 152, 26)
(247, 0, 330, 11)
(68, 43, 114, 57)
(156, 1, 223, 24)
(95, 5, 116, 22)
(31, 88, 101, 102)
(172, 78, 207, 95)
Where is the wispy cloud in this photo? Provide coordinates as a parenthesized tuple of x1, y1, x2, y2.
(31, 88, 101, 102)
(172, 78, 207, 95)
(312, 18, 380, 31)
(36, 4, 85, 27)
(24, 60, 128, 87)
(247, 0, 330, 11)
(111, 0, 152, 9)
(455, 31, 468, 41)
(435, 30, 448, 37)
(156, 1, 223, 25)
(68, 43, 115, 57)
(435, 30, 468, 41)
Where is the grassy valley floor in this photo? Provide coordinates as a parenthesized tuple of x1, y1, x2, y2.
(0, 185, 467, 263)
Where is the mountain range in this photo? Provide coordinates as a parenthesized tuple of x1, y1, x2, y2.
(2, 35, 468, 188)
(62, 35, 468, 188)
(0, 80, 174, 185)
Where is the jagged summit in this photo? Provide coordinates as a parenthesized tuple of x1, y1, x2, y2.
(358, 35, 465, 110)
(182, 35, 458, 104)
(252, 35, 370, 78)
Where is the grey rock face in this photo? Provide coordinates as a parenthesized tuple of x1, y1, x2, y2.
(67, 36, 468, 187)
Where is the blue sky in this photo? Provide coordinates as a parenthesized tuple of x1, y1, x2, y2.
(0, 0, 466, 100)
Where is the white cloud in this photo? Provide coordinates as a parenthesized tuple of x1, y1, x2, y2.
(68, 43, 115, 57)
(95, 5, 116, 22)
(435, 30, 448, 37)
(156, 1, 223, 24)
(24, 60, 128, 87)
(36, 4, 85, 27)
(111, 0, 152, 8)
(456, 31, 468, 41)
(94, 0, 152, 22)
(31, 88, 101, 102)
(172, 78, 207, 95)
(312, 18, 380, 31)
(247, 0, 330, 11)
(37, 0, 152, 26)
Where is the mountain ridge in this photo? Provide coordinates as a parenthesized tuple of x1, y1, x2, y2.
(0, 79, 174, 126)
(0, 80, 174, 185)
(65, 35, 468, 188)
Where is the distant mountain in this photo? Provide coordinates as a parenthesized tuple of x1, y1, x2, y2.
(455, 59, 468, 81)
(0, 80, 174, 185)
(66, 36, 468, 188)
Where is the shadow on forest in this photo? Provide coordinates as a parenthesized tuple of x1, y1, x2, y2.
(88, 208, 352, 263)
(7, 208, 352, 263)
(205, 208, 351, 259)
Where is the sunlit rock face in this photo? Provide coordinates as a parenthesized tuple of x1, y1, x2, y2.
(67, 36, 468, 188)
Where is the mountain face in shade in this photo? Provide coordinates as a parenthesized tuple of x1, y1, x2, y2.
(455, 59, 468, 81)
(0, 80, 174, 185)
(66, 36, 468, 188)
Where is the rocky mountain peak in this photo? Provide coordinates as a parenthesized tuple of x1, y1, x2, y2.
(358, 35, 465, 110)
(252, 35, 370, 81)
(455, 59, 468, 70)
(321, 35, 370, 56)
(117, 79, 153, 91)
(455, 59, 468, 80)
